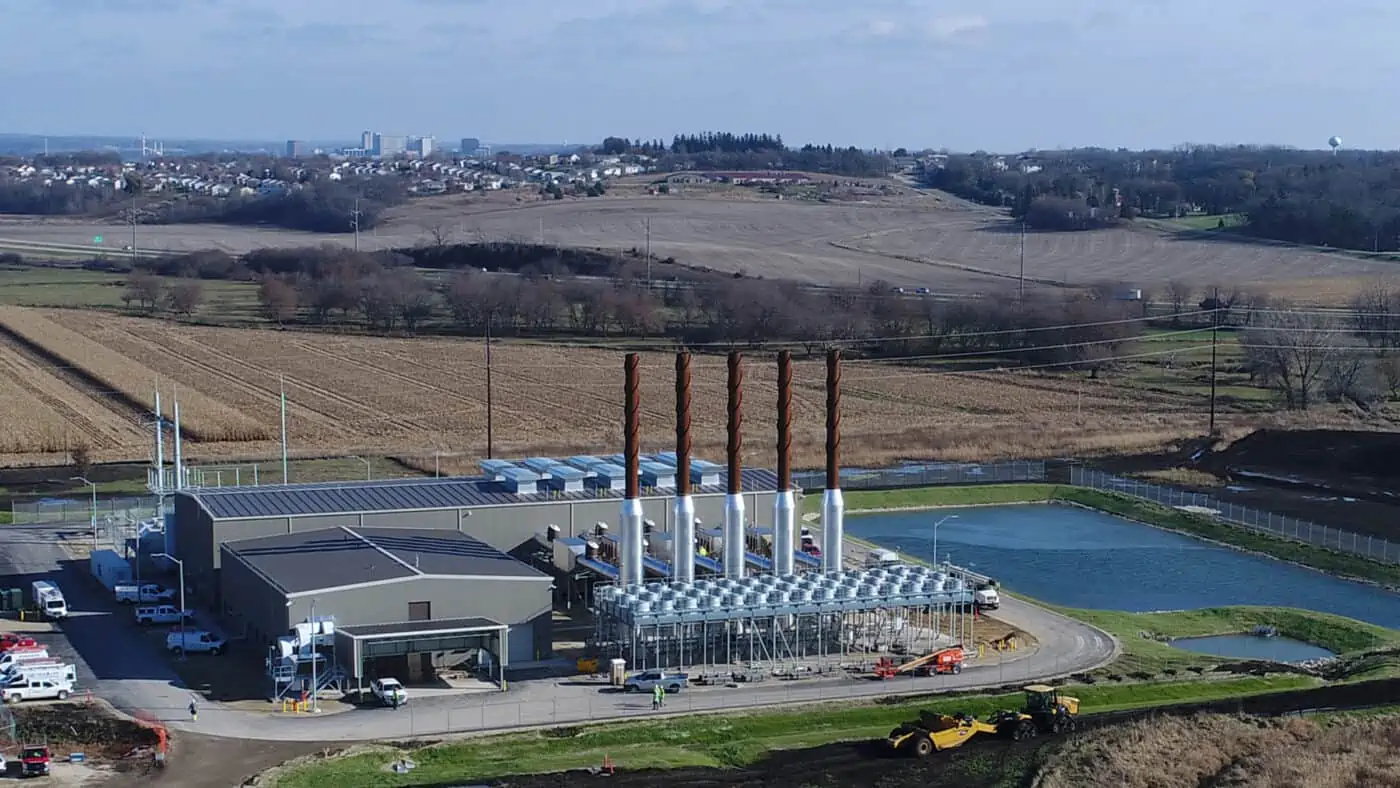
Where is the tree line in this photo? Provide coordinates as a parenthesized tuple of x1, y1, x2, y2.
(0, 172, 406, 233)
(598, 131, 890, 177)
(921, 146, 1400, 250)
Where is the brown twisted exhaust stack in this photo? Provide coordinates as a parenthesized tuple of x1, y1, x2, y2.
(675, 352, 692, 498)
(773, 349, 796, 575)
(620, 352, 644, 586)
(822, 348, 844, 573)
(672, 351, 696, 581)
(723, 350, 745, 578)
(825, 348, 840, 490)
(726, 351, 743, 495)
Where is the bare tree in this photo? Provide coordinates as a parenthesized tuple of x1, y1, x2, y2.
(258, 276, 299, 325)
(426, 223, 454, 250)
(1352, 279, 1400, 350)
(1165, 281, 1192, 324)
(125, 271, 163, 312)
(390, 269, 436, 332)
(1378, 354, 1400, 400)
(1241, 306, 1344, 409)
(166, 279, 204, 317)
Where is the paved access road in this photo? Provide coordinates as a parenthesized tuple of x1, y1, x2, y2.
(0, 523, 1116, 742)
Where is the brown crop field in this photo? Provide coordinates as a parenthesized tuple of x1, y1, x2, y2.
(0, 306, 1260, 469)
(1, 188, 1387, 297)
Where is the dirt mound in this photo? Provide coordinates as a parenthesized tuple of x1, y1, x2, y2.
(1210, 428, 1400, 482)
(5, 702, 160, 758)
(491, 740, 1053, 788)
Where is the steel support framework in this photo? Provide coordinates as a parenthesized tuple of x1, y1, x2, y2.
(590, 566, 979, 671)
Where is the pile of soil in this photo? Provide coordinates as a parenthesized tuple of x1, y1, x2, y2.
(7, 703, 161, 759)
(491, 740, 1055, 788)
(1206, 429, 1400, 487)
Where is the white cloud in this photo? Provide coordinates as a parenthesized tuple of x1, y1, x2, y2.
(924, 14, 987, 39)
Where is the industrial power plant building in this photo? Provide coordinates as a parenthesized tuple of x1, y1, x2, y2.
(161, 347, 961, 684)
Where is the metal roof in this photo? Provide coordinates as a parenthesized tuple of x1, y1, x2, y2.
(185, 469, 780, 521)
(221, 526, 547, 595)
(339, 617, 505, 639)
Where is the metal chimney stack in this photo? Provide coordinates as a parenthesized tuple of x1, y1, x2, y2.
(153, 389, 164, 494)
(620, 353, 645, 587)
(723, 351, 746, 579)
(773, 350, 796, 576)
(821, 349, 844, 574)
(672, 352, 696, 583)
(173, 396, 184, 491)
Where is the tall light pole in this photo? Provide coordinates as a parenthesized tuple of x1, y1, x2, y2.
(310, 597, 320, 712)
(931, 514, 958, 569)
(153, 553, 186, 660)
(71, 477, 97, 549)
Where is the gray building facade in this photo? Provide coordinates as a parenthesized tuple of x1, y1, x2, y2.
(220, 526, 553, 674)
(172, 470, 781, 601)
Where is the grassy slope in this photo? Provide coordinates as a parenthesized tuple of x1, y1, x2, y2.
(271, 676, 1314, 788)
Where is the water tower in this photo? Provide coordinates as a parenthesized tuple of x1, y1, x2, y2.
(1328, 135, 1342, 155)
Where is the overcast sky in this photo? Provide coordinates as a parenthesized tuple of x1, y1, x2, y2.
(2, 0, 1393, 151)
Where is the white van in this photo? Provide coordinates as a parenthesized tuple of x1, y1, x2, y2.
(3, 664, 76, 686)
(0, 649, 49, 673)
(3, 677, 73, 704)
(30, 581, 67, 620)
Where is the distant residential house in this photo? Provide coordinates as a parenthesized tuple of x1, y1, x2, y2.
(666, 173, 713, 185)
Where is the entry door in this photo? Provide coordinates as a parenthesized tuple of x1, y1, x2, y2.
(408, 601, 431, 621)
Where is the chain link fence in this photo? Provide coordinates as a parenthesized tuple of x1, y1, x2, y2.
(1070, 466, 1400, 565)
(795, 460, 1046, 492)
(10, 495, 161, 526)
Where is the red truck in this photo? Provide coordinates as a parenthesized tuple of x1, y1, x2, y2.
(0, 633, 38, 652)
(20, 744, 51, 777)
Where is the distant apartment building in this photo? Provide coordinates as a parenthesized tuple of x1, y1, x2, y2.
(460, 137, 481, 155)
(373, 133, 407, 158)
(285, 140, 311, 158)
(361, 130, 374, 150)
(411, 136, 435, 157)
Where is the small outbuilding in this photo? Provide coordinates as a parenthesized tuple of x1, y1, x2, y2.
(220, 525, 553, 680)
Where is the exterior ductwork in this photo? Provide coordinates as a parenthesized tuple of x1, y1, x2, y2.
(773, 350, 796, 576)
(723, 351, 745, 579)
(822, 348, 844, 574)
(672, 352, 696, 582)
(620, 353, 645, 587)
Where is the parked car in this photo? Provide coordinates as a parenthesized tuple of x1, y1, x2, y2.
(134, 605, 193, 626)
(0, 633, 38, 652)
(167, 630, 224, 655)
(0, 648, 48, 673)
(371, 677, 408, 708)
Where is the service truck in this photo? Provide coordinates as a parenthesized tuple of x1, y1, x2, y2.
(371, 677, 408, 707)
(30, 581, 67, 619)
(134, 605, 193, 626)
(623, 670, 688, 694)
(4, 676, 73, 704)
(3, 663, 76, 686)
(0, 648, 49, 673)
(115, 584, 176, 605)
(167, 630, 224, 655)
(974, 587, 1001, 611)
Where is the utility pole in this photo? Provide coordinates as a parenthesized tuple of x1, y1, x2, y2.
(1208, 287, 1220, 436)
(645, 217, 652, 287)
(1018, 220, 1027, 299)
(485, 320, 494, 459)
(350, 199, 362, 252)
(538, 217, 544, 246)
(280, 377, 289, 484)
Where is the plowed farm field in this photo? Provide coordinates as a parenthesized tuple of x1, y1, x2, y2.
(2, 190, 1386, 295)
(0, 306, 1232, 469)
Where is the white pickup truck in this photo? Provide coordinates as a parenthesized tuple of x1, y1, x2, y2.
(3, 677, 73, 704)
(115, 584, 176, 605)
(974, 587, 1001, 611)
(134, 605, 193, 626)
(371, 677, 407, 707)
(167, 630, 225, 655)
(623, 670, 688, 694)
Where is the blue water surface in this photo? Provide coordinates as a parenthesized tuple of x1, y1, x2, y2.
(1169, 634, 1335, 662)
(846, 503, 1400, 630)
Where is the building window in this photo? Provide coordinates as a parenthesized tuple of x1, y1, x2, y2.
(408, 601, 431, 621)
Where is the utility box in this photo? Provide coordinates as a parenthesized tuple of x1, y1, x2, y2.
(609, 658, 627, 687)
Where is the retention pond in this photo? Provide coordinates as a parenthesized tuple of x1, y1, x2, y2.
(1168, 633, 1336, 663)
(846, 503, 1400, 630)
